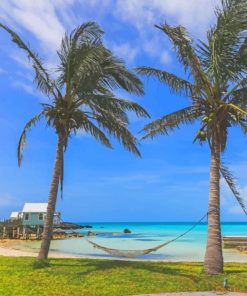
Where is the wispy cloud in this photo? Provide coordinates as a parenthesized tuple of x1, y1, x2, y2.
(111, 42, 138, 64)
(0, 0, 66, 54)
(112, 0, 219, 64)
(114, 0, 218, 35)
(10, 51, 33, 69)
(160, 51, 172, 65)
(11, 80, 39, 97)
(0, 0, 220, 67)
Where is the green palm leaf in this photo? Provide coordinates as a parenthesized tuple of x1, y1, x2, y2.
(202, 0, 247, 81)
(156, 24, 212, 95)
(136, 67, 196, 97)
(17, 112, 45, 166)
(0, 23, 59, 98)
(220, 163, 247, 214)
(142, 106, 199, 140)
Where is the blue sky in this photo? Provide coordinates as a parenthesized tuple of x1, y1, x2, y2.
(0, 0, 247, 222)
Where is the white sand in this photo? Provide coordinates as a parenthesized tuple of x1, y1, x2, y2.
(0, 240, 79, 258)
(0, 239, 246, 262)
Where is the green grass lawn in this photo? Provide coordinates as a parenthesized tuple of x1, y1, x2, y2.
(0, 257, 246, 296)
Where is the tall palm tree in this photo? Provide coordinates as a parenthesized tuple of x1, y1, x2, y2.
(136, 0, 247, 274)
(0, 22, 149, 260)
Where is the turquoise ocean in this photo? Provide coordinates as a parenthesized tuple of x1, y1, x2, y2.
(12, 222, 247, 261)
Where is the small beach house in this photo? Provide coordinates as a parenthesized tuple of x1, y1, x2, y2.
(22, 203, 60, 226)
(10, 212, 20, 221)
(9, 203, 60, 227)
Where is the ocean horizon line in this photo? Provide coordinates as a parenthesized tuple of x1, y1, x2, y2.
(75, 221, 247, 224)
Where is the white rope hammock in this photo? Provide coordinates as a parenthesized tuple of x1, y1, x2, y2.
(87, 239, 171, 257)
(86, 211, 212, 258)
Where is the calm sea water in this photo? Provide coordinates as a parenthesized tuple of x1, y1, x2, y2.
(12, 222, 247, 261)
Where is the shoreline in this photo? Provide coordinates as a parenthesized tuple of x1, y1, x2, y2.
(0, 239, 246, 262)
(0, 239, 79, 258)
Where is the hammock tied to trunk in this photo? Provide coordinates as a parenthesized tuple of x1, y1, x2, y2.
(86, 209, 216, 258)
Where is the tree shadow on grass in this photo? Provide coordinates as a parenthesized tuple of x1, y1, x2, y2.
(49, 258, 205, 282)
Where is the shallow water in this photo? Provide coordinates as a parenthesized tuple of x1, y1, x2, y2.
(11, 222, 247, 261)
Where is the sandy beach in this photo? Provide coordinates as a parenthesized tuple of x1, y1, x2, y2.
(0, 238, 246, 262)
(0, 239, 79, 258)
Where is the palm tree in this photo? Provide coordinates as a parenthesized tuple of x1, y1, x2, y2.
(0, 22, 149, 260)
(136, 0, 247, 274)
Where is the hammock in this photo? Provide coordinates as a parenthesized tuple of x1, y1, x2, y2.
(87, 211, 213, 258)
(87, 239, 171, 257)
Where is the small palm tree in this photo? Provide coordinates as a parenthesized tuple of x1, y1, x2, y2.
(1, 22, 149, 260)
(137, 0, 247, 274)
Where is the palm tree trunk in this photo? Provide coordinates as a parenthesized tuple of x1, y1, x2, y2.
(204, 135, 223, 274)
(37, 134, 63, 260)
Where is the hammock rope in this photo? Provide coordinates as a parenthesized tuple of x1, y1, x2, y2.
(86, 209, 217, 258)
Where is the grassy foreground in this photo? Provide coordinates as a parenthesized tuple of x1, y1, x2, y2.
(0, 257, 246, 296)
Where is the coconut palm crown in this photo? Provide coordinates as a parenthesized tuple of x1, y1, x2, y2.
(0, 22, 149, 259)
(136, 0, 247, 274)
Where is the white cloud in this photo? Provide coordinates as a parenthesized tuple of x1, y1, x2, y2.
(0, 0, 79, 66)
(115, 0, 219, 35)
(113, 0, 220, 64)
(10, 52, 32, 69)
(160, 51, 172, 65)
(0, 0, 65, 54)
(12, 80, 38, 97)
(0, 0, 221, 73)
(111, 42, 138, 63)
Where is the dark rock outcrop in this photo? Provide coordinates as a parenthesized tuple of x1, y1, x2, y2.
(87, 231, 97, 236)
(123, 228, 131, 234)
(58, 222, 92, 230)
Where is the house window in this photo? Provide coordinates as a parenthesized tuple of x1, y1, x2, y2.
(24, 213, 29, 221)
(38, 213, 43, 220)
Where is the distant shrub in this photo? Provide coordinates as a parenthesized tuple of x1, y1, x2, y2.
(33, 259, 50, 269)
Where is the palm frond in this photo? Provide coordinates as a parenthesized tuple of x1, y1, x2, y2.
(17, 112, 44, 166)
(228, 103, 247, 116)
(57, 44, 105, 90)
(235, 38, 247, 75)
(202, 0, 247, 82)
(73, 111, 112, 149)
(142, 106, 199, 140)
(223, 77, 247, 105)
(0, 23, 59, 98)
(229, 87, 247, 106)
(57, 22, 104, 90)
(136, 66, 196, 97)
(220, 162, 247, 214)
(82, 93, 149, 119)
(69, 22, 103, 48)
(156, 24, 212, 94)
(93, 111, 141, 157)
(98, 51, 144, 95)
